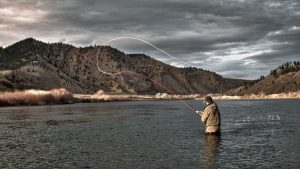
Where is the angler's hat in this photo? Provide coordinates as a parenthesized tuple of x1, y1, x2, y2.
(204, 96, 213, 103)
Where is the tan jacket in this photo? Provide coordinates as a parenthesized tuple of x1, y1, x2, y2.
(201, 102, 221, 133)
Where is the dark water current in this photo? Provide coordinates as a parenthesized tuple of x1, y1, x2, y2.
(0, 99, 299, 168)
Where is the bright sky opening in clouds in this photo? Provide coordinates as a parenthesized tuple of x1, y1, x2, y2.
(0, 0, 299, 79)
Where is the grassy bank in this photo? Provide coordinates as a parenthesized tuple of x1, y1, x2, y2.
(76, 90, 300, 102)
(1, 89, 299, 107)
(207, 91, 300, 100)
(0, 88, 77, 106)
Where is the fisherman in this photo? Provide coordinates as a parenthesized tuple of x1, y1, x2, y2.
(196, 96, 221, 135)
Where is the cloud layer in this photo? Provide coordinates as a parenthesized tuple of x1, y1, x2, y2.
(1, 0, 299, 79)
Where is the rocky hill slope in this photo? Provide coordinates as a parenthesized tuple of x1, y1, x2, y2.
(226, 62, 300, 95)
(0, 38, 250, 94)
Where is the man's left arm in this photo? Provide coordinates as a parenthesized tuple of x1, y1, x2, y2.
(201, 108, 209, 123)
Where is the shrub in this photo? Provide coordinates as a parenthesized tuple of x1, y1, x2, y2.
(0, 88, 75, 106)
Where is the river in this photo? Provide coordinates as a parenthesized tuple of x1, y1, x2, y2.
(0, 99, 299, 168)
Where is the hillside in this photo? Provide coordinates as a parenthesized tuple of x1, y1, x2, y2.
(0, 38, 249, 94)
(226, 62, 300, 95)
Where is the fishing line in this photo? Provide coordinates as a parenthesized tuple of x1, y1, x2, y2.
(101, 37, 197, 69)
(96, 36, 197, 113)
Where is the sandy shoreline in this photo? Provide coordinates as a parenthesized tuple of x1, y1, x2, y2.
(75, 89, 300, 102)
(0, 89, 299, 107)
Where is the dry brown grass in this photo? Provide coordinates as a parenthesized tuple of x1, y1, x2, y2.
(0, 88, 77, 107)
(90, 90, 112, 101)
(209, 90, 300, 100)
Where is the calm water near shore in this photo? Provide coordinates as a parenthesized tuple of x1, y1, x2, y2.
(0, 99, 299, 168)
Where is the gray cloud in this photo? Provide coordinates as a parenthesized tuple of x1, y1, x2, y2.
(0, 0, 299, 79)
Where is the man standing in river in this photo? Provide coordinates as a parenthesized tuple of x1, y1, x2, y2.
(196, 96, 221, 135)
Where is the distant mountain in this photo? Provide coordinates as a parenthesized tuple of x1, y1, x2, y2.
(0, 38, 250, 94)
(226, 62, 300, 95)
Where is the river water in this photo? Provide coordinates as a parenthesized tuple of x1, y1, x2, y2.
(0, 100, 299, 169)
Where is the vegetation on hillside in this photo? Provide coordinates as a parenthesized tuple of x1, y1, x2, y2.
(270, 61, 300, 78)
(0, 38, 43, 70)
(0, 38, 250, 94)
(226, 60, 300, 96)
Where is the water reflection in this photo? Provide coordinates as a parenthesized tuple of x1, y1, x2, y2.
(6, 110, 32, 121)
(201, 135, 221, 168)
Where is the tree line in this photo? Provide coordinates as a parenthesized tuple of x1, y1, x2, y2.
(270, 61, 300, 78)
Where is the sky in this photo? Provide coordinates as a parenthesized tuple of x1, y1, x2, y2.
(0, 0, 299, 79)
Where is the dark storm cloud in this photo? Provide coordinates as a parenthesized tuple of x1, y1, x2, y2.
(1, 0, 300, 79)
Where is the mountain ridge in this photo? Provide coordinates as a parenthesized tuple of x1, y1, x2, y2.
(0, 38, 250, 94)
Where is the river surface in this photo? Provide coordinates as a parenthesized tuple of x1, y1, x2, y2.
(0, 100, 299, 169)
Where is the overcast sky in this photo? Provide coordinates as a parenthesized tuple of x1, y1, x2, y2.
(0, 0, 299, 79)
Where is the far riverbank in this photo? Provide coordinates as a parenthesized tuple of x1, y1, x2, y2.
(1, 88, 299, 107)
